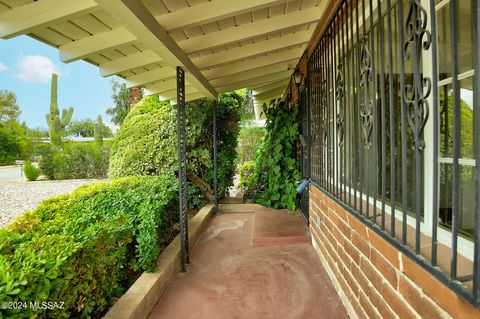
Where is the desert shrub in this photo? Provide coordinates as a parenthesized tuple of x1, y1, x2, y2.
(242, 99, 301, 210)
(0, 175, 178, 318)
(23, 161, 39, 181)
(109, 92, 242, 203)
(52, 142, 110, 179)
(35, 143, 57, 179)
(236, 126, 265, 166)
(36, 142, 110, 180)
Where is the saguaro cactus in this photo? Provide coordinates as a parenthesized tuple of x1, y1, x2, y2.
(46, 74, 73, 144)
(94, 114, 104, 146)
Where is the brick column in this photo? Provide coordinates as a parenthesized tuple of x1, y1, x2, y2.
(128, 87, 143, 109)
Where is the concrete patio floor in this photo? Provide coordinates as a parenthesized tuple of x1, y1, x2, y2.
(149, 209, 348, 319)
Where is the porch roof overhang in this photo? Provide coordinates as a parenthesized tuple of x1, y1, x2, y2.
(0, 0, 330, 104)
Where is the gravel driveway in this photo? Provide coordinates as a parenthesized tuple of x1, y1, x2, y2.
(0, 180, 98, 228)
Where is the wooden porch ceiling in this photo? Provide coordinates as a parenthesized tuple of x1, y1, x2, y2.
(0, 0, 329, 103)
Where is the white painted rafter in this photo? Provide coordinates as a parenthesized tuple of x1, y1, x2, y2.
(252, 79, 289, 95)
(96, 0, 217, 99)
(125, 67, 176, 88)
(179, 4, 324, 53)
(202, 47, 304, 80)
(156, 0, 287, 31)
(215, 69, 292, 93)
(210, 60, 297, 87)
(59, 27, 136, 63)
(99, 50, 161, 77)
(191, 30, 310, 69)
(0, 0, 98, 39)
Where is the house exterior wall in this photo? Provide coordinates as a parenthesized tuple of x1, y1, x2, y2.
(309, 185, 480, 318)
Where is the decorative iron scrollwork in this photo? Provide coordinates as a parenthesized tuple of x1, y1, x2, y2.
(336, 63, 345, 148)
(359, 35, 373, 149)
(403, 0, 431, 150)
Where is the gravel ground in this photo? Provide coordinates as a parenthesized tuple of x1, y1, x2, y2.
(0, 179, 98, 228)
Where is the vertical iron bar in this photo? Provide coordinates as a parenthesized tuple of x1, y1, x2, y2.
(429, 0, 440, 267)
(342, 4, 347, 204)
(387, 0, 396, 238)
(347, 0, 352, 208)
(378, 0, 387, 230)
(398, 0, 408, 246)
(213, 100, 218, 215)
(369, 0, 378, 224)
(176, 66, 189, 272)
(357, 0, 364, 215)
(450, 0, 460, 279)
(352, 1, 358, 212)
(329, 25, 333, 194)
(363, 0, 369, 219)
(473, 0, 480, 302)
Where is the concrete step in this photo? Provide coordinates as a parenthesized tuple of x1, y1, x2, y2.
(219, 197, 244, 204)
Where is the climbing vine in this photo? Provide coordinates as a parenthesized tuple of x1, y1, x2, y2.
(242, 98, 301, 210)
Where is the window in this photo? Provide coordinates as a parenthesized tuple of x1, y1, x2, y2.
(307, 0, 479, 307)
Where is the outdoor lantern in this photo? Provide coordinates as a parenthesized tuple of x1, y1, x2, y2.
(292, 69, 302, 87)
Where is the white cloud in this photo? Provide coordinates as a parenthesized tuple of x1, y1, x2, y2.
(0, 61, 6, 71)
(13, 55, 61, 83)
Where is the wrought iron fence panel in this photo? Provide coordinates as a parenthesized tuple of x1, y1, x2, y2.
(306, 0, 480, 307)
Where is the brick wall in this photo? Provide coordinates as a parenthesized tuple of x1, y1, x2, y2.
(309, 185, 480, 319)
(128, 86, 143, 109)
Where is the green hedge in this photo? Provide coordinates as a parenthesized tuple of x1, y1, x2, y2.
(36, 141, 110, 180)
(0, 176, 178, 318)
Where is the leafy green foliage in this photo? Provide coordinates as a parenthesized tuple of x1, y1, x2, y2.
(36, 142, 110, 180)
(106, 79, 130, 126)
(236, 126, 265, 166)
(0, 90, 20, 124)
(23, 161, 39, 181)
(109, 92, 243, 201)
(66, 118, 113, 138)
(94, 115, 104, 146)
(242, 99, 301, 210)
(0, 176, 178, 318)
(0, 121, 26, 165)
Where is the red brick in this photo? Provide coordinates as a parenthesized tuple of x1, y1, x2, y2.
(359, 256, 384, 291)
(351, 296, 368, 319)
(370, 249, 398, 288)
(352, 231, 371, 258)
(367, 228, 400, 269)
(350, 261, 370, 295)
(337, 218, 351, 239)
(399, 276, 445, 319)
(344, 238, 361, 265)
(366, 283, 397, 319)
(339, 261, 360, 298)
(401, 255, 480, 319)
(331, 224, 345, 247)
(333, 201, 347, 222)
(359, 290, 382, 319)
(381, 279, 417, 319)
(338, 271, 354, 301)
(347, 214, 368, 240)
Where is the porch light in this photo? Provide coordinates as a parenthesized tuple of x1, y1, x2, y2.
(292, 69, 302, 87)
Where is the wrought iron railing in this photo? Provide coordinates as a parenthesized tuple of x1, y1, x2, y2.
(306, 0, 480, 307)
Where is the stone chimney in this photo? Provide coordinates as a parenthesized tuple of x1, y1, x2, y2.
(128, 87, 143, 109)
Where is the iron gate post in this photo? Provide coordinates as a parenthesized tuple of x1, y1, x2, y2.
(177, 66, 189, 272)
(213, 100, 218, 214)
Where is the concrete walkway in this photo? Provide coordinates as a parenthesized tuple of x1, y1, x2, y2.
(149, 208, 348, 319)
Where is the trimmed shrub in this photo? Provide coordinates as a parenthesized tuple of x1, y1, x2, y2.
(109, 92, 242, 203)
(23, 161, 39, 181)
(0, 176, 178, 318)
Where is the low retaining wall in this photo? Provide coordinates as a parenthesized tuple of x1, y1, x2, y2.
(104, 204, 215, 319)
(309, 185, 480, 319)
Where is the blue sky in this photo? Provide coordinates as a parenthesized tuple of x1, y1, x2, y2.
(0, 35, 119, 131)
